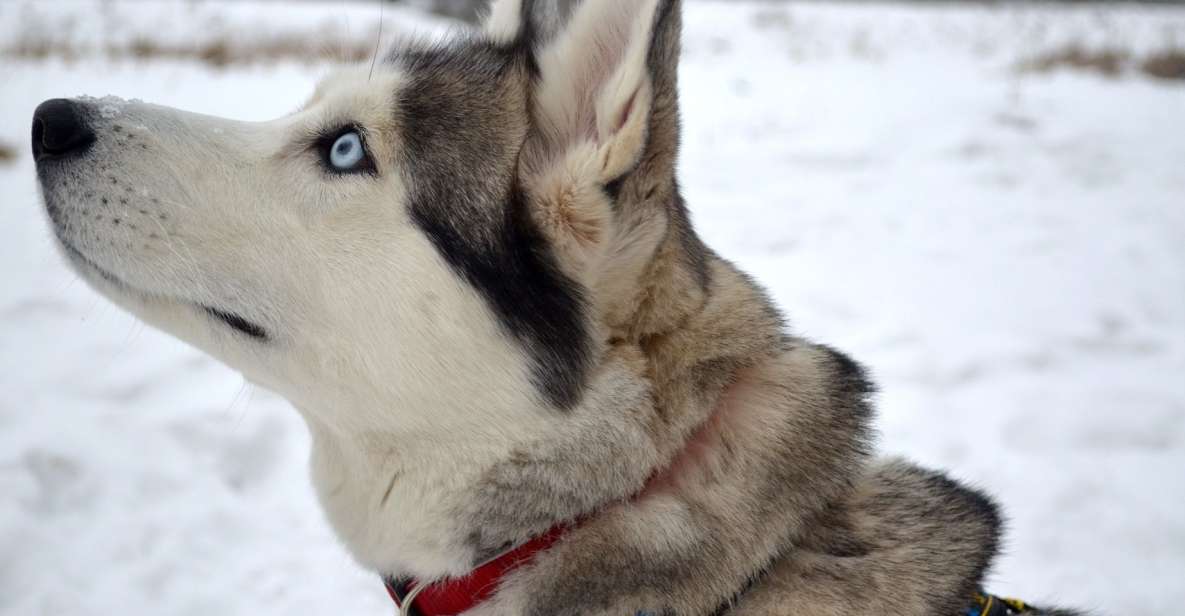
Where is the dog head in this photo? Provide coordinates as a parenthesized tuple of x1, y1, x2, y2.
(33, 0, 689, 435)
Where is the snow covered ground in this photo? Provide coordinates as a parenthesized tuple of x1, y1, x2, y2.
(2, 1, 1183, 614)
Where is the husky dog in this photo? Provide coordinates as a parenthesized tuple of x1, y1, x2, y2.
(32, 0, 1084, 614)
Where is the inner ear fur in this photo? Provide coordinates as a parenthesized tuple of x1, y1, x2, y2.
(522, 0, 667, 274)
(527, 143, 614, 277)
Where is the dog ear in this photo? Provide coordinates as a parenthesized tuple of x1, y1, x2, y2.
(521, 0, 677, 279)
(483, 0, 527, 44)
(529, 0, 667, 183)
(483, 0, 577, 45)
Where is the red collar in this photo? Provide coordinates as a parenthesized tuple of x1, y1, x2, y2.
(384, 525, 569, 616)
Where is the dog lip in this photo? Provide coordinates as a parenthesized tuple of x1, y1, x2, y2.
(58, 238, 129, 289)
(58, 238, 269, 342)
(202, 306, 269, 341)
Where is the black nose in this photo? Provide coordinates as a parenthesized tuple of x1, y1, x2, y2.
(32, 98, 95, 160)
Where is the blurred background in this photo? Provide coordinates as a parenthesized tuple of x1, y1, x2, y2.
(1, 1, 1183, 614)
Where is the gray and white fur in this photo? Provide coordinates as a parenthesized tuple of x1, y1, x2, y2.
(31, 0, 1086, 613)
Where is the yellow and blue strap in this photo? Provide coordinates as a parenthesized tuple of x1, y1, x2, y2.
(967, 590, 1032, 616)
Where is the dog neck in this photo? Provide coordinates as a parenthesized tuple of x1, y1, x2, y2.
(378, 361, 755, 616)
(302, 406, 554, 579)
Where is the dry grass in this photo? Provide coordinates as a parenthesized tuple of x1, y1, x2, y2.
(1020, 45, 1132, 78)
(0, 141, 17, 165)
(3, 34, 379, 69)
(1141, 49, 1185, 81)
(119, 36, 375, 68)
(1020, 44, 1185, 82)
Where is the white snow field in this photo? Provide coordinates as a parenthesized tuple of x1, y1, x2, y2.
(2, 1, 1183, 614)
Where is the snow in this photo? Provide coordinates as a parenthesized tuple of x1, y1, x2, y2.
(2, 1, 1184, 614)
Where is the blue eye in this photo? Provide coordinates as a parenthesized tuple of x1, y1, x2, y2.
(318, 127, 375, 176)
(329, 131, 365, 170)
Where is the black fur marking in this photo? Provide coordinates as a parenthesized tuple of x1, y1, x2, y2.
(604, 175, 627, 202)
(646, 0, 683, 103)
(409, 187, 591, 409)
(671, 192, 713, 292)
(475, 0, 540, 75)
(928, 474, 1003, 588)
(517, 0, 540, 55)
(204, 307, 269, 341)
(817, 344, 878, 398)
(395, 42, 591, 409)
(918, 469, 1004, 616)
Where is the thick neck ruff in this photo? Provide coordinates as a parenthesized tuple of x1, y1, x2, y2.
(382, 370, 746, 615)
(379, 373, 1041, 616)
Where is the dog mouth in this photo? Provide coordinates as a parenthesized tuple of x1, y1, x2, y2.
(58, 238, 270, 342)
(202, 307, 269, 340)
